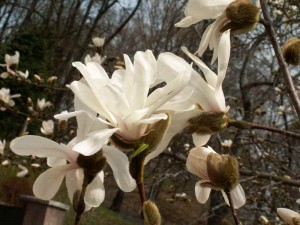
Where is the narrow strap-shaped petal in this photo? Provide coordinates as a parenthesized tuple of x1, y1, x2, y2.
(102, 146, 136, 192)
(221, 184, 246, 209)
(73, 128, 119, 156)
(33, 164, 73, 200)
(195, 180, 212, 204)
(85, 172, 105, 207)
(175, 16, 200, 27)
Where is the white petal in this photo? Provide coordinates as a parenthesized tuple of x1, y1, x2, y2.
(73, 128, 119, 156)
(175, 16, 200, 27)
(66, 169, 83, 205)
(33, 164, 73, 200)
(221, 184, 246, 209)
(102, 146, 136, 192)
(85, 172, 105, 207)
(277, 208, 300, 224)
(195, 180, 212, 203)
(138, 113, 168, 124)
(10, 135, 70, 159)
(47, 157, 67, 167)
(192, 133, 211, 147)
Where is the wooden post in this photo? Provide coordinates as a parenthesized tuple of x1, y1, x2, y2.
(20, 195, 69, 225)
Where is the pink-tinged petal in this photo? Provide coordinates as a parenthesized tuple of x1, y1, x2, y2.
(85, 172, 105, 207)
(10, 135, 69, 159)
(277, 208, 300, 224)
(102, 146, 136, 192)
(221, 184, 246, 209)
(195, 180, 212, 204)
(33, 164, 73, 200)
(66, 169, 83, 204)
(73, 128, 119, 156)
(192, 133, 211, 147)
(137, 113, 168, 124)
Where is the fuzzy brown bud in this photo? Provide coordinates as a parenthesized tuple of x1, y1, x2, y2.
(207, 154, 239, 190)
(222, 0, 259, 34)
(187, 111, 229, 135)
(143, 200, 162, 225)
(282, 37, 300, 66)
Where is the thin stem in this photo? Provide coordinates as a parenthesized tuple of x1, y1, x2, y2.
(225, 189, 240, 225)
(137, 155, 147, 204)
(259, 0, 300, 121)
(73, 177, 89, 225)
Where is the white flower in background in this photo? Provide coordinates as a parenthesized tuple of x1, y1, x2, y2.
(40, 120, 54, 136)
(186, 145, 246, 208)
(221, 139, 233, 148)
(56, 50, 192, 156)
(0, 87, 21, 111)
(90, 37, 105, 48)
(0, 51, 20, 78)
(37, 98, 52, 110)
(175, 0, 259, 63)
(85, 53, 106, 65)
(1, 159, 10, 166)
(17, 70, 29, 79)
(10, 107, 136, 210)
(0, 139, 5, 155)
(17, 164, 29, 178)
(277, 208, 300, 225)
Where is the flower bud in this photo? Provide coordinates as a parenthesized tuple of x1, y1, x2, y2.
(207, 154, 239, 190)
(143, 200, 161, 225)
(282, 37, 300, 66)
(77, 151, 106, 180)
(222, 0, 259, 34)
(186, 111, 229, 135)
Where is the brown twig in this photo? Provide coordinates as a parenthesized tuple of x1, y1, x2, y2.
(259, 0, 300, 121)
(224, 189, 240, 225)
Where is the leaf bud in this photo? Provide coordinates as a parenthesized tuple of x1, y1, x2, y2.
(143, 200, 162, 225)
(282, 37, 300, 66)
(207, 154, 239, 190)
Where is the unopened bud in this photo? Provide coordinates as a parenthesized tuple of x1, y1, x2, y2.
(77, 151, 106, 179)
(143, 200, 161, 225)
(207, 154, 239, 190)
(259, 215, 269, 224)
(222, 0, 259, 34)
(187, 111, 229, 135)
(282, 37, 300, 66)
(47, 76, 57, 83)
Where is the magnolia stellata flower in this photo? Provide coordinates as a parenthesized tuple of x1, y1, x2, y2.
(90, 37, 105, 48)
(56, 50, 192, 157)
(37, 98, 52, 111)
(0, 51, 20, 78)
(0, 139, 5, 155)
(10, 106, 136, 210)
(277, 208, 300, 225)
(17, 164, 29, 178)
(282, 37, 300, 66)
(85, 53, 106, 65)
(17, 70, 29, 79)
(175, 0, 259, 63)
(40, 120, 54, 136)
(186, 146, 246, 208)
(0, 88, 21, 111)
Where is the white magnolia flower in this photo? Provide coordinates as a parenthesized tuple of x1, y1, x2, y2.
(56, 50, 192, 157)
(85, 53, 106, 65)
(187, 146, 246, 208)
(1, 159, 10, 166)
(37, 98, 52, 110)
(10, 106, 136, 210)
(41, 120, 54, 136)
(17, 70, 29, 79)
(0, 88, 21, 111)
(175, 0, 259, 63)
(277, 208, 300, 225)
(0, 139, 5, 155)
(90, 37, 105, 48)
(17, 164, 29, 178)
(0, 51, 20, 77)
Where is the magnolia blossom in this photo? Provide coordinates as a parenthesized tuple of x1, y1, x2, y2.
(17, 70, 29, 79)
(277, 208, 300, 225)
(56, 50, 192, 156)
(17, 164, 29, 178)
(37, 98, 52, 110)
(0, 51, 20, 78)
(187, 146, 246, 208)
(0, 139, 5, 155)
(175, 0, 259, 63)
(10, 105, 136, 210)
(40, 120, 54, 136)
(90, 37, 105, 48)
(85, 53, 106, 65)
(0, 88, 21, 111)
